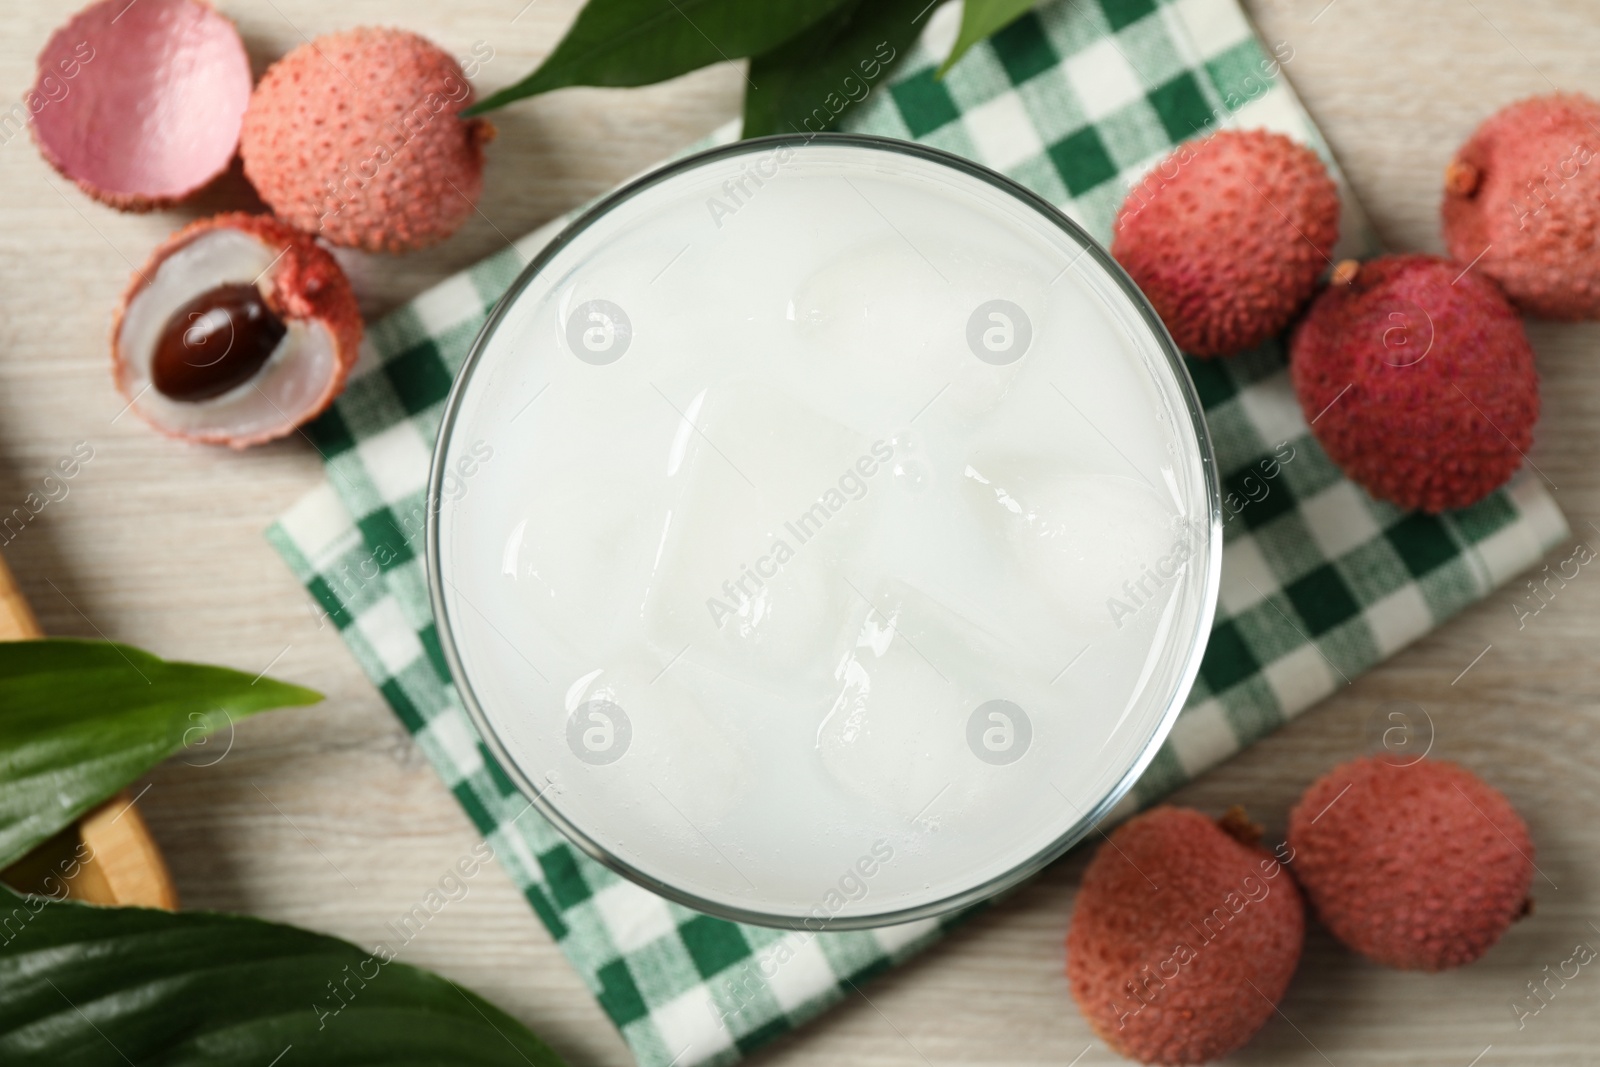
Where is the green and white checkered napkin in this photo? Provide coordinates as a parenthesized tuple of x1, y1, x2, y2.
(268, 1, 1569, 1063)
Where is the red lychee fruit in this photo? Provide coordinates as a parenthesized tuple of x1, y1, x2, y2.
(112, 213, 363, 448)
(240, 27, 493, 254)
(1067, 806, 1305, 1066)
(1289, 254, 1539, 513)
(1288, 757, 1535, 971)
(30, 0, 252, 210)
(1112, 129, 1341, 357)
(1442, 93, 1600, 319)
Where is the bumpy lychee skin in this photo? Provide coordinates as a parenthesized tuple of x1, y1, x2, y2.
(113, 213, 363, 448)
(1112, 129, 1341, 357)
(1288, 758, 1534, 972)
(240, 28, 492, 253)
(1442, 93, 1600, 319)
(1289, 254, 1539, 513)
(1067, 807, 1305, 1066)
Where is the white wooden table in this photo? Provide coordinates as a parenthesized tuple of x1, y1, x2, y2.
(2, 1, 1598, 1063)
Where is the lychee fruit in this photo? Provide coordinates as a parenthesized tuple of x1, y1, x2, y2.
(1289, 254, 1539, 513)
(1288, 757, 1535, 971)
(112, 213, 363, 448)
(1112, 129, 1341, 357)
(1442, 93, 1600, 319)
(30, 0, 252, 210)
(240, 27, 493, 253)
(1067, 806, 1305, 1066)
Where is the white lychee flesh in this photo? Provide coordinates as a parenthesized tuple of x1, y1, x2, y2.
(115, 228, 342, 443)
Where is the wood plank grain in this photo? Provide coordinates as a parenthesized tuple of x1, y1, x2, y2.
(0, 1, 1596, 1063)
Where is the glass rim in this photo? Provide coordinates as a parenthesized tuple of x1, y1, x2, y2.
(426, 131, 1224, 930)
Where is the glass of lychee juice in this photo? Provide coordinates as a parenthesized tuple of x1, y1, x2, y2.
(428, 135, 1221, 928)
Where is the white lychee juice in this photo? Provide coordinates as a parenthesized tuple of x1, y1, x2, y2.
(430, 137, 1219, 927)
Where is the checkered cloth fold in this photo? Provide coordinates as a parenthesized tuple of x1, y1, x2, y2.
(267, 2, 1569, 1064)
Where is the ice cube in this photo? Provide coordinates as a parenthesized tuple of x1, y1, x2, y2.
(643, 383, 886, 693)
(815, 581, 1049, 821)
(960, 454, 1190, 642)
(498, 381, 675, 657)
(791, 237, 1045, 424)
(563, 657, 749, 827)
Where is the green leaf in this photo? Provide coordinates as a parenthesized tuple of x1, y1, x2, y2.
(938, 0, 1035, 76)
(467, 0, 857, 115)
(741, 0, 929, 138)
(0, 639, 321, 868)
(0, 884, 566, 1067)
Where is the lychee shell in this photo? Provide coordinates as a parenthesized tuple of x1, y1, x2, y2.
(1442, 93, 1600, 319)
(240, 27, 491, 253)
(1288, 757, 1534, 971)
(1113, 129, 1340, 357)
(1289, 253, 1538, 513)
(30, 0, 252, 211)
(1067, 807, 1305, 1066)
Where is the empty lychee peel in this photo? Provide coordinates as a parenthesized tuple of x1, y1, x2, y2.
(31, 0, 252, 211)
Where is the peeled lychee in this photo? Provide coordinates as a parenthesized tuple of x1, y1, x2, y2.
(113, 213, 363, 448)
(1442, 93, 1600, 319)
(1288, 757, 1534, 971)
(240, 27, 492, 253)
(30, 0, 252, 210)
(1112, 129, 1340, 357)
(1289, 254, 1539, 513)
(1067, 807, 1305, 1066)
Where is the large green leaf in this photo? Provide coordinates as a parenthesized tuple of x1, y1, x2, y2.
(467, 0, 856, 114)
(0, 639, 321, 868)
(0, 884, 566, 1066)
(742, 0, 929, 138)
(938, 0, 1035, 76)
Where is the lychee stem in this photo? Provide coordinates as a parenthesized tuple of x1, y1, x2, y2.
(1331, 259, 1361, 287)
(1217, 805, 1264, 846)
(1445, 159, 1482, 197)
